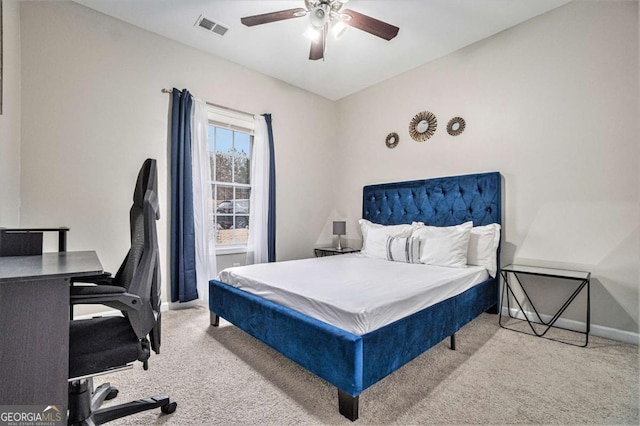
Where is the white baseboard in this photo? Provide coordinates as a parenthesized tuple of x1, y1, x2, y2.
(501, 307, 639, 345)
(167, 299, 206, 310)
(76, 303, 638, 345)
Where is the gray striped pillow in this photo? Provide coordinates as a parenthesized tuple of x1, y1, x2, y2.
(386, 235, 421, 263)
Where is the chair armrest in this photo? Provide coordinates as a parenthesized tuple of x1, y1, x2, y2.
(70, 272, 114, 285)
(70, 291, 142, 313)
(70, 284, 125, 296)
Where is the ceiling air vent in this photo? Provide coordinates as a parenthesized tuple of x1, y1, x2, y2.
(195, 14, 229, 37)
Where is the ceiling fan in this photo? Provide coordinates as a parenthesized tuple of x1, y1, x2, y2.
(240, 0, 399, 61)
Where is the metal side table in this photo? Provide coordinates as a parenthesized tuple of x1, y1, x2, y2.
(499, 264, 591, 347)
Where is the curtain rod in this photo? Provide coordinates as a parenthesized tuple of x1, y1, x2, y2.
(162, 88, 256, 118)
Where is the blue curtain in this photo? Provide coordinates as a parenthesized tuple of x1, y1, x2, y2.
(263, 114, 277, 263)
(170, 88, 198, 302)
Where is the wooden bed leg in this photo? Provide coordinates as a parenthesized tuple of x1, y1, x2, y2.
(210, 312, 220, 327)
(338, 389, 359, 421)
(450, 333, 456, 351)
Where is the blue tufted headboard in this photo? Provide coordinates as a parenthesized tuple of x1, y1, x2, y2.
(362, 172, 501, 227)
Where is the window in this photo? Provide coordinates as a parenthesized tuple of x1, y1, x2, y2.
(207, 106, 254, 251)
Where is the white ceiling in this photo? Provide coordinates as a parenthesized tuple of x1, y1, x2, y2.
(74, 0, 571, 101)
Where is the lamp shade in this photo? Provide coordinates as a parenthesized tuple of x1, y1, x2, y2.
(332, 221, 346, 236)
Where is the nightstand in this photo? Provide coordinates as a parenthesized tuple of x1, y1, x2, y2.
(314, 247, 359, 257)
(499, 264, 591, 347)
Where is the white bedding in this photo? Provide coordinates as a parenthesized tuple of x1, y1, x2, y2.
(217, 254, 489, 335)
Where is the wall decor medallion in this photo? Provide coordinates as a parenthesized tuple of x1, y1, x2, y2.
(409, 111, 437, 142)
(447, 117, 466, 136)
(385, 132, 399, 149)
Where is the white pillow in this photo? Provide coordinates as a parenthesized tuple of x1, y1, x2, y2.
(359, 219, 414, 259)
(386, 235, 421, 263)
(412, 222, 473, 268)
(468, 223, 501, 277)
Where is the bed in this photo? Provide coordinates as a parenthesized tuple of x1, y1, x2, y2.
(209, 172, 501, 421)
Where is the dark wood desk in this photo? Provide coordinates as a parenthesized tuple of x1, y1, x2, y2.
(0, 251, 103, 411)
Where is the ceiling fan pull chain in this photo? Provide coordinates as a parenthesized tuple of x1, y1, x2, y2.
(322, 24, 327, 61)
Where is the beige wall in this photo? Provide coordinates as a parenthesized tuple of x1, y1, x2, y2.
(0, 0, 21, 226)
(19, 1, 337, 314)
(335, 1, 639, 335)
(13, 1, 639, 337)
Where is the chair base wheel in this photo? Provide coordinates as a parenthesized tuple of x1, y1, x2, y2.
(105, 388, 119, 400)
(161, 401, 177, 414)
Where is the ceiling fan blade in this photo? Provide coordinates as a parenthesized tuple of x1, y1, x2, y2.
(309, 35, 324, 60)
(342, 9, 399, 41)
(309, 24, 326, 60)
(241, 8, 306, 27)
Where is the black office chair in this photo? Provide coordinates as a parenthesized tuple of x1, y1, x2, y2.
(67, 159, 176, 425)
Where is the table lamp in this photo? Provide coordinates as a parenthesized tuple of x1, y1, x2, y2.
(333, 221, 346, 251)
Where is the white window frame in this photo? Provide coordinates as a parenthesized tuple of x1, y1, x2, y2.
(207, 105, 254, 255)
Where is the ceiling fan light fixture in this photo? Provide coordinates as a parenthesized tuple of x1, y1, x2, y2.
(332, 21, 348, 39)
(310, 4, 330, 28)
(304, 27, 322, 41)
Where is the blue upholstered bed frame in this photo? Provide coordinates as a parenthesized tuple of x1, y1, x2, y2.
(209, 172, 501, 421)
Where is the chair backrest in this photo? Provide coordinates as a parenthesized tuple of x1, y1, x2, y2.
(114, 162, 150, 290)
(117, 159, 162, 344)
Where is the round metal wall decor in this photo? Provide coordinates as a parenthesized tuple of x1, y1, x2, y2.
(409, 111, 437, 142)
(385, 132, 399, 149)
(447, 117, 466, 136)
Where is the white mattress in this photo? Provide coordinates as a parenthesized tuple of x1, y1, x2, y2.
(217, 254, 489, 336)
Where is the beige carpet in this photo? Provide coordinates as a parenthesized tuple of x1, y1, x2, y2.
(96, 306, 639, 425)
